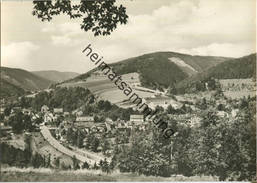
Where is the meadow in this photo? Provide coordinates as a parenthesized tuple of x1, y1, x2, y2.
(1, 167, 218, 182)
(59, 72, 155, 105)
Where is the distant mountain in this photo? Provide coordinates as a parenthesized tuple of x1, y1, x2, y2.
(32, 70, 80, 82)
(72, 51, 231, 89)
(175, 53, 256, 93)
(1, 67, 53, 93)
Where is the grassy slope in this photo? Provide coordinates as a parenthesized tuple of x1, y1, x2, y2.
(0, 169, 218, 182)
(66, 51, 231, 88)
(1, 67, 53, 91)
(176, 53, 256, 91)
(32, 70, 80, 82)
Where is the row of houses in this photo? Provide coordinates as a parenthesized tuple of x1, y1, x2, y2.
(41, 105, 65, 114)
(77, 115, 147, 134)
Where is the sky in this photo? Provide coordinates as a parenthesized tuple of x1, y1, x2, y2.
(1, 0, 256, 73)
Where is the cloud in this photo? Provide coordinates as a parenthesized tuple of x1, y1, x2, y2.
(2, 0, 255, 73)
(177, 43, 256, 57)
(51, 36, 72, 46)
(43, 22, 84, 46)
(41, 0, 255, 59)
(73, 0, 254, 62)
(1, 42, 39, 68)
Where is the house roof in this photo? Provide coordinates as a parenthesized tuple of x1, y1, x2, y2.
(130, 115, 144, 119)
(76, 116, 94, 122)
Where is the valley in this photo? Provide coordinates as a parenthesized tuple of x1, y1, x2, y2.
(0, 51, 256, 181)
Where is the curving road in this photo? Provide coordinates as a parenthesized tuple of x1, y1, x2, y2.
(40, 125, 104, 165)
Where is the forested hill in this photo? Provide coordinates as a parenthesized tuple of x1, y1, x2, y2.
(175, 53, 256, 93)
(1, 67, 54, 98)
(0, 79, 25, 98)
(68, 51, 231, 89)
(32, 70, 80, 82)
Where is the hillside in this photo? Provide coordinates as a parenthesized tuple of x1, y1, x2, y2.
(0, 79, 25, 98)
(73, 51, 231, 89)
(32, 70, 80, 83)
(1, 67, 53, 92)
(175, 53, 256, 93)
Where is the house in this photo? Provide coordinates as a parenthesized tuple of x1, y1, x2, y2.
(64, 112, 70, 116)
(41, 105, 49, 113)
(0, 126, 12, 133)
(105, 118, 114, 131)
(130, 115, 144, 123)
(72, 110, 83, 116)
(130, 115, 144, 126)
(116, 120, 126, 129)
(11, 107, 21, 114)
(54, 108, 63, 114)
(105, 118, 113, 123)
(217, 111, 228, 118)
(76, 116, 94, 123)
(94, 123, 106, 132)
(145, 97, 182, 110)
(0, 107, 5, 114)
(22, 108, 32, 115)
(75, 122, 94, 130)
(31, 113, 40, 120)
(105, 122, 112, 131)
(44, 113, 54, 123)
(231, 109, 239, 118)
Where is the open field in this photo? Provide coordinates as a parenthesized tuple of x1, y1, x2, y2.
(219, 78, 256, 99)
(223, 90, 255, 99)
(0, 167, 219, 182)
(59, 72, 155, 105)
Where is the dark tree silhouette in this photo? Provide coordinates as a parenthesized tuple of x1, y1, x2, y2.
(32, 0, 128, 36)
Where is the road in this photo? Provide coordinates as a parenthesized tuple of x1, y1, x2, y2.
(40, 125, 104, 165)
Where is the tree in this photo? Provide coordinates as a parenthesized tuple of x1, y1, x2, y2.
(101, 158, 110, 174)
(168, 83, 177, 95)
(100, 138, 110, 155)
(167, 105, 176, 114)
(82, 161, 90, 169)
(155, 105, 164, 113)
(47, 154, 51, 168)
(20, 96, 31, 108)
(53, 157, 60, 168)
(91, 135, 100, 152)
(115, 129, 173, 177)
(4, 106, 12, 116)
(0, 113, 4, 121)
(217, 103, 225, 111)
(72, 155, 80, 170)
(93, 162, 99, 170)
(60, 162, 70, 170)
(32, 0, 128, 36)
(9, 112, 25, 134)
(94, 115, 104, 123)
(31, 153, 44, 168)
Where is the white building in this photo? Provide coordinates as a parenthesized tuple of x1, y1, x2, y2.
(44, 113, 54, 123)
(76, 116, 94, 122)
(130, 115, 144, 125)
(41, 105, 49, 113)
(54, 108, 63, 114)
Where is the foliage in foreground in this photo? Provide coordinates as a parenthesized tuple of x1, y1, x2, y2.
(112, 96, 256, 181)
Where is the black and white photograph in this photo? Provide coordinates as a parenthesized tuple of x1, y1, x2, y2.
(0, 0, 256, 182)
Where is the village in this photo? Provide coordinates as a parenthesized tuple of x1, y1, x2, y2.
(0, 94, 154, 168)
(0, 78, 250, 167)
(0, 74, 255, 182)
